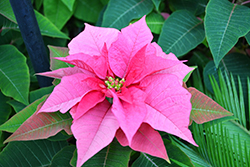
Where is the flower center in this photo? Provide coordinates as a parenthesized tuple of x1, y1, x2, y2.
(105, 76, 125, 91)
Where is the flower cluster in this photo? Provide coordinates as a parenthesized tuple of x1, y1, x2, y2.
(38, 16, 197, 167)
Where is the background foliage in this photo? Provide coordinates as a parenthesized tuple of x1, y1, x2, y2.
(0, 0, 250, 166)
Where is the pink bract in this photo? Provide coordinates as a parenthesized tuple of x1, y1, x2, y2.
(38, 16, 197, 167)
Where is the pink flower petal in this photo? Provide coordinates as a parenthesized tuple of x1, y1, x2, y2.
(110, 87, 147, 143)
(116, 124, 169, 162)
(55, 53, 107, 79)
(152, 43, 193, 85)
(126, 44, 183, 85)
(37, 66, 85, 79)
(140, 73, 197, 146)
(38, 73, 94, 114)
(108, 16, 153, 78)
(130, 123, 169, 161)
(71, 101, 119, 167)
(115, 128, 129, 146)
(68, 24, 119, 55)
(73, 91, 106, 121)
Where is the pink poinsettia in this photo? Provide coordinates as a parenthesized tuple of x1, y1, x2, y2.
(38, 16, 197, 167)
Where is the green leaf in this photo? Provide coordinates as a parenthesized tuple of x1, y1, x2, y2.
(7, 100, 26, 113)
(61, 0, 76, 11)
(0, 0, 17, 23)
(171, 137, 212, 167)
(0, 0, 69, 39)
(158, 10, 205, 57)
(245, 31, 250, 45)
(51, 145, 75, 167)
(102, 0, 154, 29)
(168, 0, 208, 15)
(152, 0, 162, 11)
(44, 0, 73, 30)
(203, 53, 250, 95)
(0, 45, 29, 105)
(70, 139, 131, 167)
(74, 0, 103, 23)
(132, 139, 194, 167)
(188, 87, 233, 124)
(48, 45, 73, 70)
(0, 91, 11, 125)
(4, 110, 72, 143)
(34, 10, 69, 39)
(29, 86, 54, 103)
(204, 0, 250, 67)
(0, 95, 47, 133)
(183, 66, 196, 83)
(209, 70, 247, 127)
(146, 12, 164, 34)
(0, 140, 68, 167)
(34, 0, 43, 10)
(192, 120, 250, 167)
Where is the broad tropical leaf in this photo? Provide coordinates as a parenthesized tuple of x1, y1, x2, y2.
(43, 0, 73, 30)
(0, 0, 69, 39)
(168, 0, 208, 15)
(205, 0, 250, 67)
(158, 10, 205, 57)
(50, 145, 76, 167)
(4, 110, 72, 143)
(0, 95, 47, 133)
(132, 139, 194, 167)
(61, 0, 76, 11)
(0, 45, 29, 105)
(102, 0, 154, 29)
(70, 139, 132, 167)
(74, 0, 103, 23)
(0, 91, 11, 125)
(0, 140, 68, 167)
(203, 53, 250, 95)
(0, 0, 16, 23)
(145, 12, 164, 34)
(152, 0, 162, 11)
(188, 87, 233, 124)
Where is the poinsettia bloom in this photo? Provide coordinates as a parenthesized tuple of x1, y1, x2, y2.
(38, 16, 197, 167)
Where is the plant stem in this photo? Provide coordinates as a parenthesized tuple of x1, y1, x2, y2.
(241, 0, 250, 5)
(9, 0, 52, 87)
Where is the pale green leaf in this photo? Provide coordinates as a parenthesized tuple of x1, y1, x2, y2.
(74, 0, 103, 23)
(0, 140, 68, 167)
(188, 87, 233, 124)
(102, 0, 154, 29)
(4, 111, 72, 143)
(44, 0, 73, 30)
(0, 95, 47, 133)
(48, 45, 72, 70)
(0, 45, 29, 105)
(158, 10, 205, 57)
(205, 0, 250, 67)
